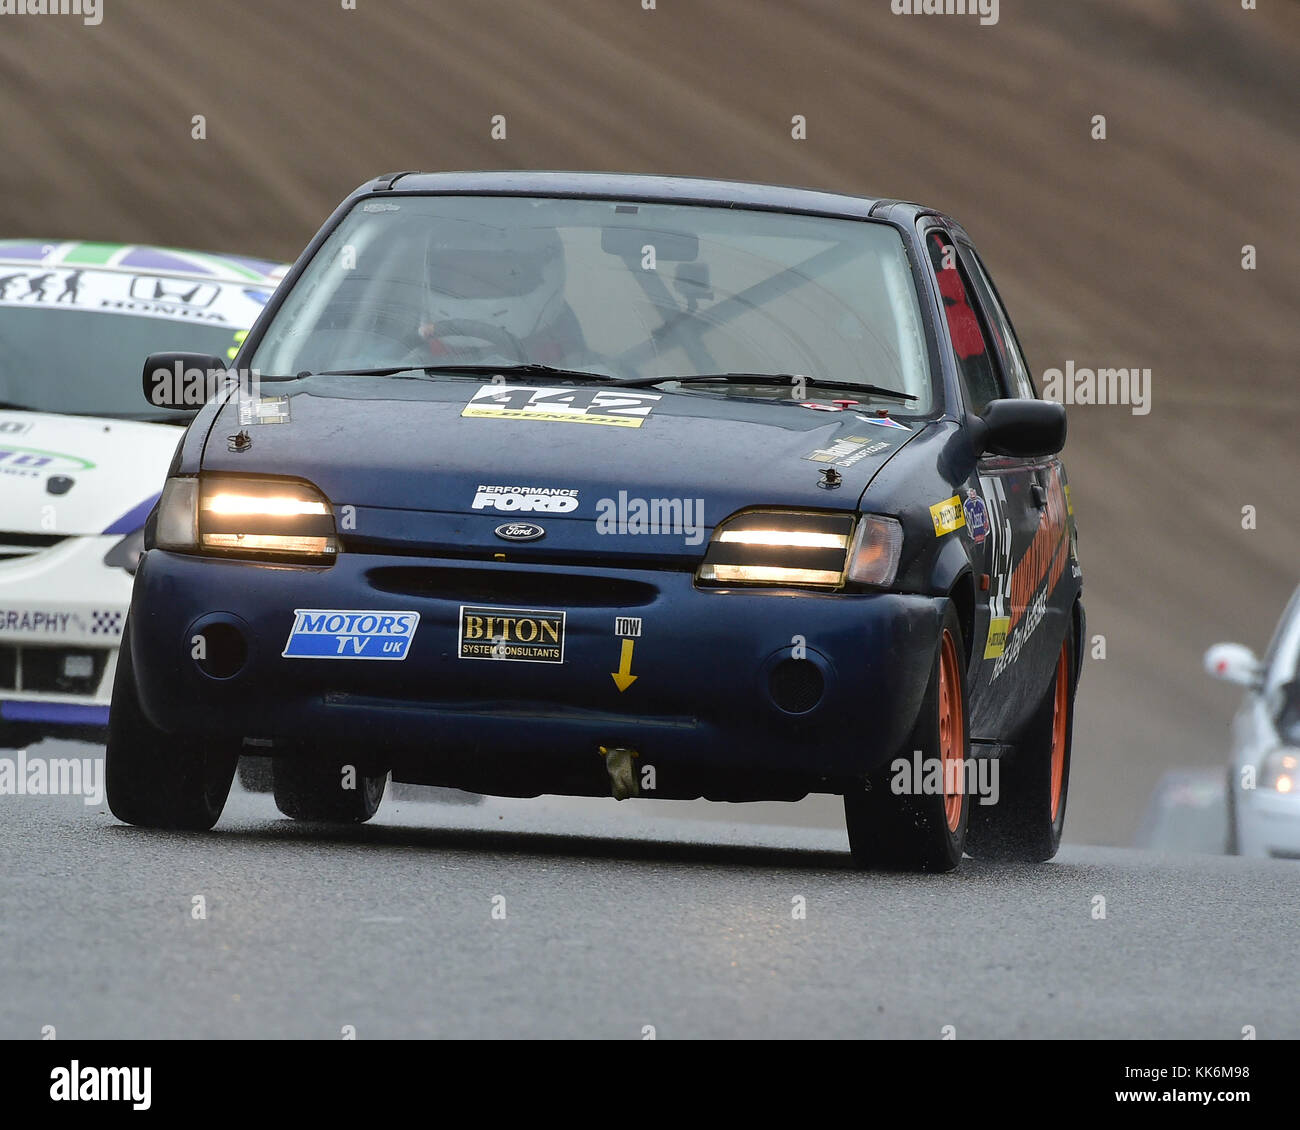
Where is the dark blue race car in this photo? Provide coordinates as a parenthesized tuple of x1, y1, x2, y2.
(108, 172, 1084, 871)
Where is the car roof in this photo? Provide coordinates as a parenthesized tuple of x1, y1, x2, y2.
(0, 240, 287, 284)
(359, 170, 939, 224)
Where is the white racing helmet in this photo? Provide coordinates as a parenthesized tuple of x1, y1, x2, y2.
(420, 221, 568, 355)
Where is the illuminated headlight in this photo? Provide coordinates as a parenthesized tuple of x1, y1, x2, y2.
(155, 474, 337, 561)
(1260, 749, 1300, 795)
(698, 511, 856, 588)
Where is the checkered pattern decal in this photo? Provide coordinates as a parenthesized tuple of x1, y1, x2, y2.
(90, 610, 124, 636)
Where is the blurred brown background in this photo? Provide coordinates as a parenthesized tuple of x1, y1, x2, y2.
(2, 0, 1297, 844)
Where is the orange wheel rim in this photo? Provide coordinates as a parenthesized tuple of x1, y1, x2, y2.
(937, 628, 964, 832)
(1049, 641, 1070, 822)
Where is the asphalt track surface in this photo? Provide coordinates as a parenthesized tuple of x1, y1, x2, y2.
(3, 776, 1297, 1040)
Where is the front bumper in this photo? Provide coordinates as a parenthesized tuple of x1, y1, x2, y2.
(129, 549, 945, 798)
(0, 535, 129, 741)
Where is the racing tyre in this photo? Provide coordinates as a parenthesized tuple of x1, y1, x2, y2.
(106, 623, 239, 831)
(967, 621, 1076, 862)
(844, 604, 970, 872)
(272, 756, 388, 823)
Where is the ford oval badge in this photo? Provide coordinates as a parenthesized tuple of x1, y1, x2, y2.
(495, 522, 545, 542)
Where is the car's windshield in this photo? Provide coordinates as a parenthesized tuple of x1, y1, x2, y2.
(251, 195, 934, 411)
(0, 311, 257, 421)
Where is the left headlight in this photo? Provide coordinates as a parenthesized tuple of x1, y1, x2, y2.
(156, 473, 338, 562)
(1259, 749, 1300, 795)
(697, 510, 902, 590)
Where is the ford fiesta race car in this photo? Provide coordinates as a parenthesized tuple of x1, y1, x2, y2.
(0, 241, 285, 748)
(108, 173, 1084, 871)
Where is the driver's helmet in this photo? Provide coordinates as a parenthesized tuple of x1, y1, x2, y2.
(420, 221, 571, 360)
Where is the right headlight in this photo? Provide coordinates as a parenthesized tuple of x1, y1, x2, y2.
(155, 473, 338, 562)
(696, 510, 902, 590)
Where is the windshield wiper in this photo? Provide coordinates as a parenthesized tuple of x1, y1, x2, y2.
(306, 363, 619, 383)
(608, 372, 918, 402)
(0, 401, 34, 411)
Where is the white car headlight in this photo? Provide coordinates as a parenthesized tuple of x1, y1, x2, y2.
(697, 510, 902, 590)
(698, 510, 854, 588)
(155, 474, 337, 561)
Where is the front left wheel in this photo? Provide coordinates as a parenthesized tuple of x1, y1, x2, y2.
(966, 622, 1077, 862)
(106, 623, 239, 831)
(844, 604, 970, 872)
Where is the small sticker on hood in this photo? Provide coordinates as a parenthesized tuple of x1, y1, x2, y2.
(239, 395, 291, 426)
(857, 414, 912, 432)
(803, 434, 892, 468)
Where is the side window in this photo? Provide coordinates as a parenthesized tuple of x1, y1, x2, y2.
(924, 229, 1000, 412)
(963, 248, 1036, 400)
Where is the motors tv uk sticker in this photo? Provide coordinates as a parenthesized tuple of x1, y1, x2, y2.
(283, 609, 420, 660)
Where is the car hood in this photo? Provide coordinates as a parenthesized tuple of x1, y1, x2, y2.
(202, 377, 922, 525)
(0, 412, 179, 537)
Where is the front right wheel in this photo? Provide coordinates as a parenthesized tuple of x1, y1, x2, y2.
(272, 755, 388, 824)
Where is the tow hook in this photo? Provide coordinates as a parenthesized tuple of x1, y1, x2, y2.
(599, 746, 639, 800)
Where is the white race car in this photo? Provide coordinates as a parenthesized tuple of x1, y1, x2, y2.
(0, 240, 285, 749)
(1205, 584, 1300, 859)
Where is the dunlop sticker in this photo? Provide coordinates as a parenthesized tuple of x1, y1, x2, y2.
(984, 616, 1011, 660)
(929, 495, 966, 537)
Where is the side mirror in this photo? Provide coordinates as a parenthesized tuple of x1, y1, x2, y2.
(971, 399, 1067, 459)
(142, 352, 236, 410)
(1204, 642, 1263, 689)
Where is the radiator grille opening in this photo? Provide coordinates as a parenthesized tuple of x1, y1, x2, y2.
(0, 645, 109, 695)
(0, 533, 68, 562)
(368, 566, 658, 608)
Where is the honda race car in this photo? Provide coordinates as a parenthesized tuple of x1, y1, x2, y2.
(1205, 585, 1300, 859)
(0, 241, 285, 747)
(109, 172, 1084, 871)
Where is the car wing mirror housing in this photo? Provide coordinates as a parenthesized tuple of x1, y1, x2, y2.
(969, 398, 1067, 459)
(142, 352, 237, 410)
(1204, 642, 1264, 690)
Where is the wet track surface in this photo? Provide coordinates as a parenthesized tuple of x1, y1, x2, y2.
(3, 778, 1296, 1039)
